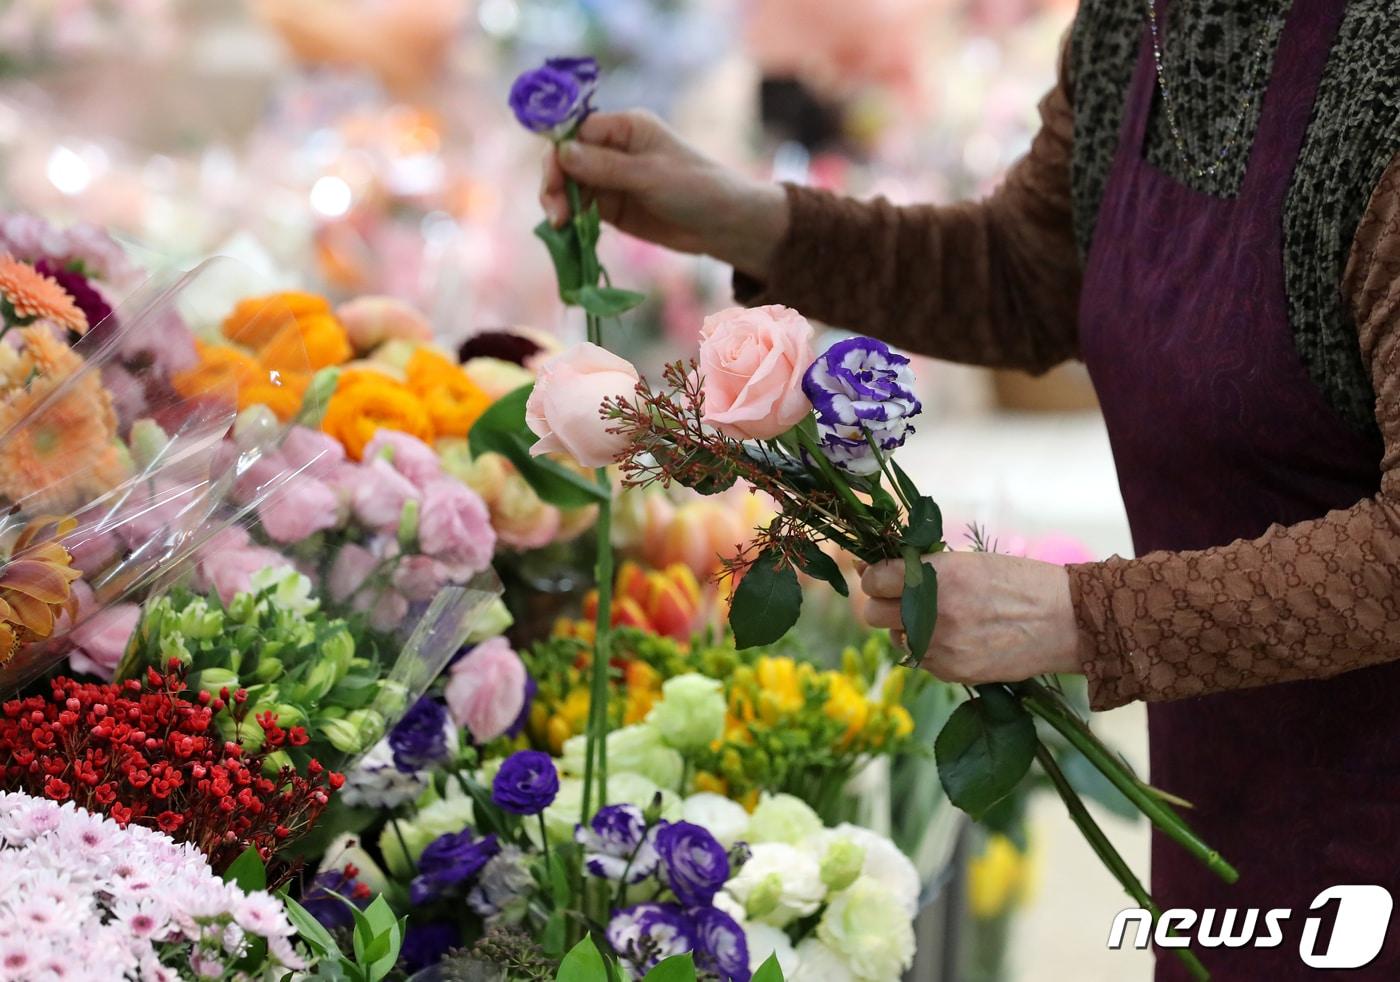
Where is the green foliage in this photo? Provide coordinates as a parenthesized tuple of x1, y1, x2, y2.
(899, 548, 938, 664)
(280, 893, 403, 982)
(468, 385, 610, 508)
(728, 547, 802, 649)
(934, 686, 1037, 819)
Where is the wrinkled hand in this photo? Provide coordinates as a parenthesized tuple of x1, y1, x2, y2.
(861, 552, 1082, 684)
(538, 109, 788, 278)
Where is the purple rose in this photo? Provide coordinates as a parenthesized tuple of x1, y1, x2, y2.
(400, 921, 460, 972)
(606, 903, 696, 977)
(801, 336, 922, 476)
(576, 804, 660, 883)
(508, 57, 598, 134)
(655, 821, 729, 908)
(491, 750, 560, 815)
(693, 906, 751, 982)
(387, 696, 451, 773)
(410, 829, 500, 905)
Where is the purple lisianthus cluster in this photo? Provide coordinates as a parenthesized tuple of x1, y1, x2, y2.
(508, 56, 599, 135)
(606, 902, 750, 982)
(400, 921, 461, 973)
(576, 804, 660, 883)
(491, 750, 560, 815)
(410, 828, 500, 905)
(802, 336, 923, 476)
(655, 820, 730, 907)
(388, 696, 452, 773)
(693, 906, 751, 982)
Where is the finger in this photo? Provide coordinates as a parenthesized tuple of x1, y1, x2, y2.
(860, 559, 904, 599)
(863, 597, 902, 630)
(558, 140, 645, 193)
(539, 148, 569, 227)
(576, 110, 655, 152)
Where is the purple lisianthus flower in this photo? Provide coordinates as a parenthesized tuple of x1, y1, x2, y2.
(576, 804, 660, 883)
(410, 828, 500, 905)
(300, 865, 370, 931)
(607, 903, 696, 976)
(655, 821, 729, 908)
(508, 57, 598, 135)
(693, 906, 751, 982)
(802, 336, 922, 476)
(400, 920, 460, 972)
(491, 750, 560, 815)
(388, 697, 452, 773)
(35, 259, 113, 336)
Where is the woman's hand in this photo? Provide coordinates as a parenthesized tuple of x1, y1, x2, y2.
(861, 552, 1082, 684)
(539, 110, 789, 279)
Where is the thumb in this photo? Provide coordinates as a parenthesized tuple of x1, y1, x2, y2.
(558, 140, 645, 192)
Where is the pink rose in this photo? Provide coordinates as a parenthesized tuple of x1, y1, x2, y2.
(258, 476, 342, 543)
(417, 478, 496, 574)
(526, 342, 639, 468)
(281, 426, 346, 481)
(445, 636, 527, 743)
(68, 603, 140, 680)
(696, 305, 815, 440)
(337, 296, 433, 353)
(195, 528, 293, 604)
(363, 430, 443, 489)
(352, 458, 421, 533)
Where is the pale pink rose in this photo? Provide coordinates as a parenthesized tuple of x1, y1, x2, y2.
(367, 587, 410, 632)
(696, 305, 814, 441)
(195, 528, 293, 604)
(336, 296, 433, 353)
(352, 457, 421, 533)
(328, 542, 379, 604)
(445, 636, 527, 743)
(526, 342, 639, 468)
(417, 478, 496, 573)
(68, 604, 140, 680)
(281, 426, 346, 481)
(363, 430, 443, 489)
(392, 554, 448, 602)
(258, 477, 342, 543)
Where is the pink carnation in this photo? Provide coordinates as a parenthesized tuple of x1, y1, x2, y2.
(258, 476, 342, 544)
(445, 637, 527, 743)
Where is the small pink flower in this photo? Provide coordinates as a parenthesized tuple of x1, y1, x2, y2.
(258, 477, 342, 543)
(352, 457, 421, 533)
(526, 342, 639, 468)
(392, 554, 448, 602)
(337, 296, 433, 353)
(445, 637, 527, 743)
(327, 543, 378, 605)
(195, 528, 292, 604)
(281, 426, 346, 481)
(417, 478, 495, 574)
(696, 305, 815, 440)
(67, 603, 140, 680)
(363, 430, 443, 489)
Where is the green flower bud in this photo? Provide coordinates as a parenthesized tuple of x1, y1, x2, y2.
(348, 708, 386, 746)
(315, 717, 362, 754)
(820, 839, 866, 893)
(234, 404, 280, 453)
(371, 680, 409, 720)
(744, 873, 784, 920)
(464, 597, 515, 644)
(297, 366, 341, 428)
(191, 668, 239, 693)
(262, 750, 293, 774)
(227, 591, 257, 624)
(396, 498, 420, 551)
(176, 599, 224, 641)
(157, 632, 192, 666)
(322, 628, 355, 673)
(250, 657, 284, 684)
(294, 659, 343, 704)
(261, 703, 307, 728)
(129, 419, 171, 471)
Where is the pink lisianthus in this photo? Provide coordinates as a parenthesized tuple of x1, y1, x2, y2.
(336, 296, 433, 353)
(392, 554, 448, 602)
(417, 478, 496, 574)
(327, 542, 379, 605)
(362, 430, 443, 489)
(444, 636, 527, 743)
(696, 305, 814, 440)
(194, 528, 293, 604)
(257, 476, 342, 544)
(68, 603, 141, 680)
(526, 342, 639, 468)
(352, 457, 421, 534)
(281, 426, 346, 481)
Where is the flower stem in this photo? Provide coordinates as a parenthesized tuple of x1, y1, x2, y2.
(1016, 679, 1238, 885)
(1035, 743, 1211, 982)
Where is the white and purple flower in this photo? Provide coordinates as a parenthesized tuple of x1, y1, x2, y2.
(655, 820, 730, 908)
(802, 337, 922, 476)
(606, 902, 696, 976)
(576, 804, 660, 884)
(693, 905, 751, 982)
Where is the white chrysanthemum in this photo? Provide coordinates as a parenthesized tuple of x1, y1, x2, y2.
(724, 842, 826, 927)
(817, 876, 916, 981)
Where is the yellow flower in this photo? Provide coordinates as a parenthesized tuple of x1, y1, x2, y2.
(823, 673, 870, 745)
(890, 705, 915, 739)
(968, 833, 1036, 919)
(693, 771, 729, 797)
(755, 657, 803, 715)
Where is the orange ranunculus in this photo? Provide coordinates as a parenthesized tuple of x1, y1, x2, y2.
(170, 342, 264, 403)
(238, 373, 310, 421)
(221, 291, 332, 348)
(258, 311, 352, 376)
(321, 374, 433, 459)
(405, 347, 491, 438)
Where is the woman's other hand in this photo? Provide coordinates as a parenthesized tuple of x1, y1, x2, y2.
(861, 552, 1082, 684)
(538, 110, 789, 279)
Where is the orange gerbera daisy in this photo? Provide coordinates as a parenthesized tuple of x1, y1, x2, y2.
(0, 256, 88, 335)
(0, 370, 123, 512)
(405, 347, 491, 438)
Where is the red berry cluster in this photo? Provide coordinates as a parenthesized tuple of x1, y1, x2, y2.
(0, 662, 345, 873)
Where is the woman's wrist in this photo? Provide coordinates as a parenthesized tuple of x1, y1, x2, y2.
(713, 179, 789, 281)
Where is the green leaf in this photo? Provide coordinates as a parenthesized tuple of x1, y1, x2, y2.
(889, 458, 922, 508)
(978, 788, 1030, 850)
(573, 284, 647, 317)
(729, 548, 802, 649)
(541, 910, 568, 958)
(280, 894, 342, 959)
(793, 540, 848, 597)
(468, 384, 610, 508)
(642, 954, 698, 982)
(547, 850, 572, 906)
(903, 496, 944, 552)
(534, 220, 584, 301)
(752, 953, 787, 982)
(557, 935, 607, 982)
(1057, 744, 1139, 821)
(223, 846, 267, 891)
(935, 686, 1038, 819)
(360, 895, 397, 937)
(900, 550, 938, 662)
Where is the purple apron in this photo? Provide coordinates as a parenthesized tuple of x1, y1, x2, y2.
(1078, 1, 1400, 977)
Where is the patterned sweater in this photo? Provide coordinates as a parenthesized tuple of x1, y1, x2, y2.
(735, 1, 1400, 711)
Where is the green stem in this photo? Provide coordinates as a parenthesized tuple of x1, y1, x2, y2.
(861, 427, 914, 513)
(1016, 680, 1238, 885)
(539, 813, 552, 871)
(1035, 744, 1211, 982)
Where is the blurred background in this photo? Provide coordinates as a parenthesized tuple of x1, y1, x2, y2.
(0, 0, 1150, 977)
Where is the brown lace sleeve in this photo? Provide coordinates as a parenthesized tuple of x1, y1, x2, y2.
(1069, 152, 1400, 712)
(733, 43, 1080, 373)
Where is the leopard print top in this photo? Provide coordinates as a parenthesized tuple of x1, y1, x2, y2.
(1069, 0, 1400, 434)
